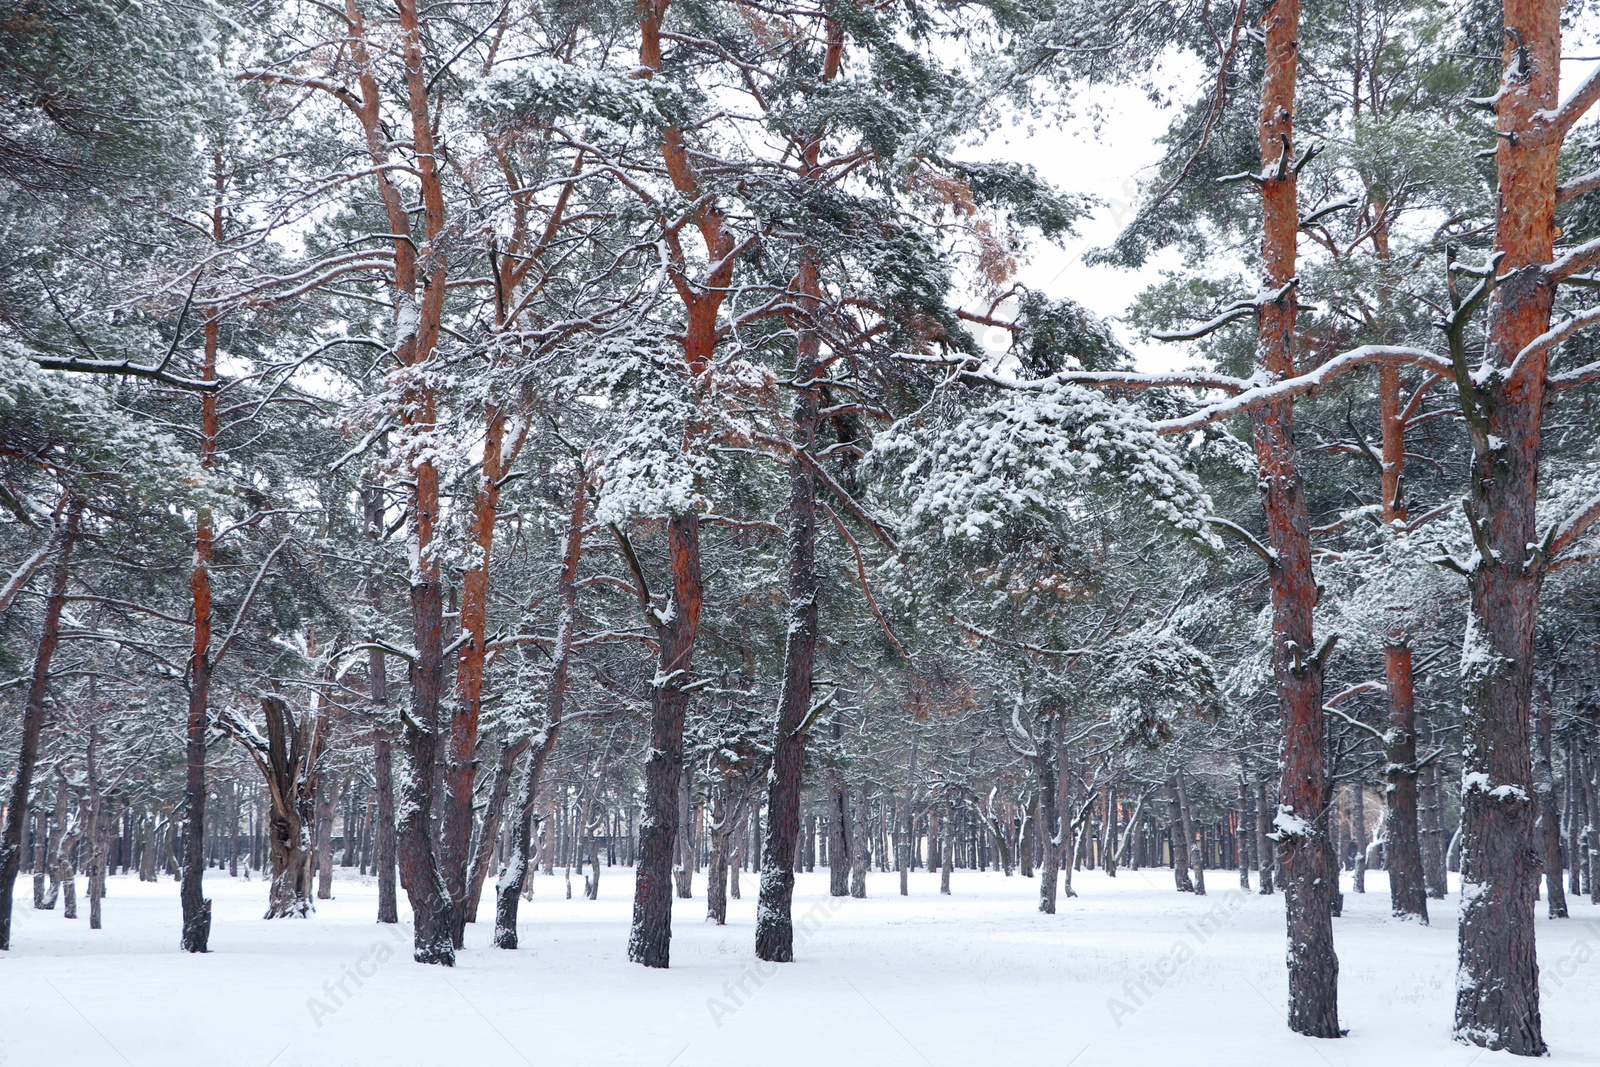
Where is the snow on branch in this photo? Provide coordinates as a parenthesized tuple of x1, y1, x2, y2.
(1542, 60, 1600, 143)
(1150, 279, 1297, 342)
(1558, 168, 1600, 205)
(1510, 305, 1600, 379)
(1544, 490, 1600, 568)
(1547, 236, 1600, 283)
(1152, 346, 1452, 434)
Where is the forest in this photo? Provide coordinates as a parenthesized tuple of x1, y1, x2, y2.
(4, 0, 1600, 1063)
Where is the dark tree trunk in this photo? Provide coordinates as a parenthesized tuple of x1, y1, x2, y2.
(1383, 642, 1428, 921)
(1169, 780, 1194, 893)
(849, 788, 869, 898)
(1350, 787, 1366, 894)
(1534, 697, 1567, 918)
(1237, 777, 1254, 890)
(443, 399, 505, 946)
(86, 727, 106, 930)
(396, 520, 455, 964)
(1, 505, 80, 951)
(1567, 743, 1583, 897)
(464, 737, 527, 927)
(1037, 721, 1062, 914)
(706, 785, 742, 926)
(1256, 782, 1275, 894)
(1419, 756, 1448, 898)
(1177, 771, 1204, 896)
(828, 781, 850, 897)
(363, 485, 400, 925)
(315, 776, 338, 900)
(674, 766, 694, 899)
(494, 465, 585, 948)
(627, 511, 703, 968)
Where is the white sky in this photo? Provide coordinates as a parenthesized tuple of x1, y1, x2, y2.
(972, 43, 1600, 375)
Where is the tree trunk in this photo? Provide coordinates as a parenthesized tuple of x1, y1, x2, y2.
(1168, 780, 1194, 893)
(0, 502, 80, 951)
(86, 727, 106, 930)
(1567, 742, 1583, 898)
(1533, 695, 1567, 918)
(627, 513, 702, 968)
(1250, 0, 1339, 1037)
(1351, 787, 1366, 894)
(849, 788, 869, 898)
(362, 483, 400, 925)
(495, 465, 584, 949)
(1382, 642, 1428, 921)
(315, 777, 337, 900)
(674, 766, 694, 899)
(1419, 756, 1448, 897)
(463, 737, 527, 928)
(828, 781, 850, 897)
(443, 401, 505, 945)
(1177, 771, 1205, 896)
(1441, 0, 1569, 1052)
(1037, 724, 1062, 913)
(707, 787, 737, 926)
(1256, 782, 1275, 894)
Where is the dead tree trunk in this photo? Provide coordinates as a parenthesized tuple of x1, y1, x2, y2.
(221, 696, 326, 919)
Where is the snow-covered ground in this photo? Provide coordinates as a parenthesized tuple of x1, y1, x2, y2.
(4, 866, 1599, 1066)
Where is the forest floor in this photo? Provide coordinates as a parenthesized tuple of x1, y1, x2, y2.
(3, 865, 1598, 1066)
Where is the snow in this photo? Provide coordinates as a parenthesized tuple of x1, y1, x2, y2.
(7, 868, 1600, 1065)
(1269, 807, 1312, 841)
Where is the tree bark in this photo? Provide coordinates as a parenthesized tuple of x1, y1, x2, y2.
(494, 463, 585, 949)
(1382, 642, 1428, 921)
(1169, 780, 1194, 893)
(1037, 720, 1062, 914)
(179, 245, 222, 952)
(1250, 0, 1339, 1037)
(849, 788, 869, 898)
(1177, 771, 1205, 896)
(0, 502, 80, 951)
(1449, 2, 1559, 1050)
(828, 780, 850, 897)
(1534, 696, 1567, 917)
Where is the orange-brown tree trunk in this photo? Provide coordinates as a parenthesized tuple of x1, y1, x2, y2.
(444, 403, 504, 942)
(1376, 365, 1428, 923)
(386, 0, 455, 964)
(1251, 0, 1339, 1038)
(180, 166, 224, 952)
(1451, 0, 1559, 1052)
(626, 0, 733, 969)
